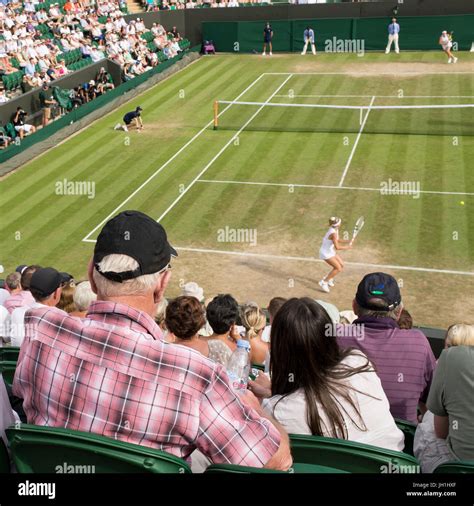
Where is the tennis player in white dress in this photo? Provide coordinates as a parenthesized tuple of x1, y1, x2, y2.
(439, 31, 457, 64)
(318, 217, 353, 293)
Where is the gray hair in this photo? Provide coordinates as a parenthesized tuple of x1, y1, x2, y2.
(73, 281, 97, 312)
(5, 272, 21, 290)
(353, 299, 403, 321)
(92, 254, 161, 297)
(154, 297, 168, 326)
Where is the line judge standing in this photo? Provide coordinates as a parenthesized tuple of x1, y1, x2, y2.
(385, 17, 400, 54)
(301, 26, 316, 55)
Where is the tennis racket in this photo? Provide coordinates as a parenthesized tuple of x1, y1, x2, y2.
(350, 216, 365, 245)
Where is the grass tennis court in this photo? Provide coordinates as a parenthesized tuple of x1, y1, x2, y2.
(1, 52, 474, 327)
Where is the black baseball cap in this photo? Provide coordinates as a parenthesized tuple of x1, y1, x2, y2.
(355, 272, 401, 311)
(93, 210, 177, 283)
(60, 272, 74, 283)
(30, 267, 65, 298)
(16, 264, 27, 274)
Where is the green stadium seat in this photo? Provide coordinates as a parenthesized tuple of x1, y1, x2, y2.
(395, 418, 416, 456)
(289, 433, 420, 473)
(0, 361, 16, 388)
(6, 424, 192, 474)
(205, 462, 348, 473)
(0, 437, 10, 473)
(4, 122, 17, 139)
(0, 348, 20, 363)
(433, 461, 474, 473)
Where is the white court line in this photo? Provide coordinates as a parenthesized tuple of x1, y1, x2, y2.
(338, 95, 375, 187)
(155, 74, 294, 223)
(81, 72, 267, 242)
(175, 246, 474, 277)
(264, 72, 474, 75)
(196, 179, 474, 197)
(274, 94, 474, 99)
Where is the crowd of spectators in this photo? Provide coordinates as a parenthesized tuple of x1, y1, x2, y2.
(142, 0, 270, 11)
(0, 209, 472, 474)
(0, 0, 187, 103)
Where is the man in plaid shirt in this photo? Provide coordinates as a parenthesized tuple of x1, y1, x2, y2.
(13, 210, 292, 470)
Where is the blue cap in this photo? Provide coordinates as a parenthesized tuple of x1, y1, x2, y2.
(236, 339, 250, 350)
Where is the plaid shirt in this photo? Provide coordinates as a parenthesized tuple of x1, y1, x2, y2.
(13, 301, 280, 466)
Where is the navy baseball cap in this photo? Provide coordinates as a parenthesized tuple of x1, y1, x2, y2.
(355, 272, 401, 311)
(16, 265, 27, 274)
(93, 210, 177, 283)
(30, 267, 65, 298)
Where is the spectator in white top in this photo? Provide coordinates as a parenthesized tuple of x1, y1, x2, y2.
(249, 297, 404, 451)
(90, 47, 105, 62)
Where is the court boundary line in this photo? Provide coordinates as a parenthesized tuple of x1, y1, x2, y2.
(174, 246, 474, 277)
(338, 95, 375, 187)
(274, 94, 474, 99)
(156, 74, 294, 222)
(81, 71, 268, 242)
(264, 72, 474, 75)
(196, 178, 474, 196)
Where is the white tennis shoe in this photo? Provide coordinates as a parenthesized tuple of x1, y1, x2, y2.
(114, 123, 121, 130)
(319, 280, 330, 293)
(327, 279, 335, 287)
(453, 57, 458, 63)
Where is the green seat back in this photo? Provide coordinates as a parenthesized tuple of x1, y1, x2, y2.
(433, 461, 474, 473)
(289, 434, 420, 473)
(6, 424, 192, 474)
(0, 361, 16, 388)
(395, 418, 416, 456)
(0, 348, 20, 363)
(205, 462, 348, 474)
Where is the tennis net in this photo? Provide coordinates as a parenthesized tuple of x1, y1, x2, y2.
(213, 99, 474, 136)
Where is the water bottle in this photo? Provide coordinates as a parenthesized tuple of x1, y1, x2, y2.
(227, 339, 251, 392)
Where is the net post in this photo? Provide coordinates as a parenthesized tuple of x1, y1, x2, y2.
(213, 100, 219, 130)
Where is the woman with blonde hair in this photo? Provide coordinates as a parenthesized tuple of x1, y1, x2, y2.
(444, 324, 474, 347)
(240, 304, 268, 365)
(57, 279, 77, 313)
(318, 217, 352, 293)
(414, 323, 474, 472)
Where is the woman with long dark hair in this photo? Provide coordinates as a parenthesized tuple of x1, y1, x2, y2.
(249, 297, 404, 450)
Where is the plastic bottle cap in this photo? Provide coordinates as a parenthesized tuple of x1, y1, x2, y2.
(236, 339, 250, 350)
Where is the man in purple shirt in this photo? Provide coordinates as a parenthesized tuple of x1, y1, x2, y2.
(336, 272, 436, 424)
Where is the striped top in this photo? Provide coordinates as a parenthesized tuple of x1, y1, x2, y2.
(336, 316, 436, 423)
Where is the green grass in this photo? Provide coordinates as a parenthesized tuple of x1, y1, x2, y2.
(1, 52, 474, 326)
